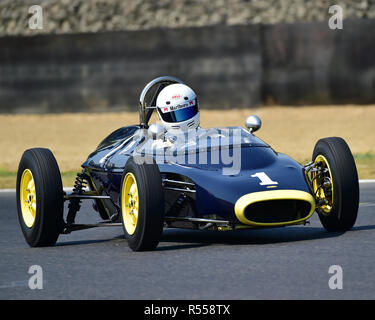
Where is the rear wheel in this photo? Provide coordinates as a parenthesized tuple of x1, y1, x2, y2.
(16, 148, 64, 246)
(312, 137, 359, 232)
(120, 157, 164, 251)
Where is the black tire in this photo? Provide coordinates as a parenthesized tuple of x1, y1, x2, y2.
(312, 137, 359, 232)
(16, 148, 64, 247)
(120, 157, 164, 251)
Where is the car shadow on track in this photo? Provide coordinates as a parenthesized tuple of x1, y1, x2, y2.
(351, 225, 375, 231)
(55, 237, 123, 247)
(157, 226, 345, 251)
(54, 225, 375, 249)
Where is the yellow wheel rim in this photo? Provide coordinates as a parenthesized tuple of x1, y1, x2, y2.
(121, 173, 139, 235)
(313, 155, 334, 215)
(20, 169, 37, 228)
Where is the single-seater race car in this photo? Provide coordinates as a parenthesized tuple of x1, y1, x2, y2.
(16, 76, 359, 251)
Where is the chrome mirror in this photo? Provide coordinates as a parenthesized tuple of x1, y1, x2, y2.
(245, 115, 262, 133)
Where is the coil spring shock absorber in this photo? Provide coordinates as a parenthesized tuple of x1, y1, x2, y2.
(66, 172, 88, 225)
(166, 193, 196, 217)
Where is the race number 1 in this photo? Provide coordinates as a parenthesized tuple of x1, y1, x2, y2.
(251, 172, 278, 185)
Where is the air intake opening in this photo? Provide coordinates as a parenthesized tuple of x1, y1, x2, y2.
(244, 200, 311, 224)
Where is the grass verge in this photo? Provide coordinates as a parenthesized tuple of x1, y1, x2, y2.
(0, 169, 77, 189)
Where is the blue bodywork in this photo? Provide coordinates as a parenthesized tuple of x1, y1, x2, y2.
(81, 125, 312, 223)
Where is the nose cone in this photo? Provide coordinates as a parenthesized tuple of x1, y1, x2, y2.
(234, 189, 316, 227)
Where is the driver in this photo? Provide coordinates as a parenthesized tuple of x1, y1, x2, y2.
(156, 83, 200, 132)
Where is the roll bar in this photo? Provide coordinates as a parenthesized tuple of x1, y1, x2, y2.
(138, 76, 185, 127)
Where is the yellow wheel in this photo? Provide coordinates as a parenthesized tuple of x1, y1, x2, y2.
(17, 148, 64, 247)
(121, 157, 164, 251)
(312, 137, 359, 232)
(19, 169, 37, 228)
(312, 155, 334, 216)
(122, 173, 139, 235)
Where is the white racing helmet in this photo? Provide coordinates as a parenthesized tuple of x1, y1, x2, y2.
(156, 83, 200, 131)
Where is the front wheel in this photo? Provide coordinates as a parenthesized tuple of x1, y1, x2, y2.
(311, 137, 359, 232)
(120, 157, 164, 251)
(16, 148, 64, 246)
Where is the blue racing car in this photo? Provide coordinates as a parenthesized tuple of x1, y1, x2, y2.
(16, 76, 359, 251)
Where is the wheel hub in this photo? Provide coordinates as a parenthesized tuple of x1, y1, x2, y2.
(122, 173, 139, 235)
(306, 155, 334, 215)
(20, 169, 37, 228)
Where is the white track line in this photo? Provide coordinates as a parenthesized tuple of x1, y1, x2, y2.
(1, 180, 375, 193)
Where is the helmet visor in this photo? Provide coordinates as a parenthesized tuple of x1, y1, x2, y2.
(158, 99, 199, 123)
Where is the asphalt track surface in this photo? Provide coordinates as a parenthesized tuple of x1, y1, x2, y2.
(0, 182, 374, 300)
